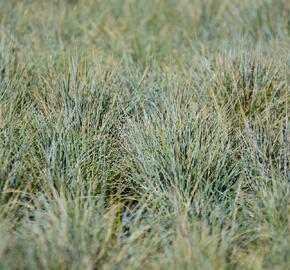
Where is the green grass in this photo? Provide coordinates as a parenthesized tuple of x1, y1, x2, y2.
(0, 0, 289, 269)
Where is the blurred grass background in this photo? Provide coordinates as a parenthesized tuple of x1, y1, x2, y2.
(0, 0, 289, 269)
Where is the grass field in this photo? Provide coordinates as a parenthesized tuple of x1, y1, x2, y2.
(0, 0, 289, 269)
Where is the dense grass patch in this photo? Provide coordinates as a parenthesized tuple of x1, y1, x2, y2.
(0, 0, 289, 269)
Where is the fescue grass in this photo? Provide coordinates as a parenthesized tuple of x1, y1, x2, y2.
(0, 0, 289, 269)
